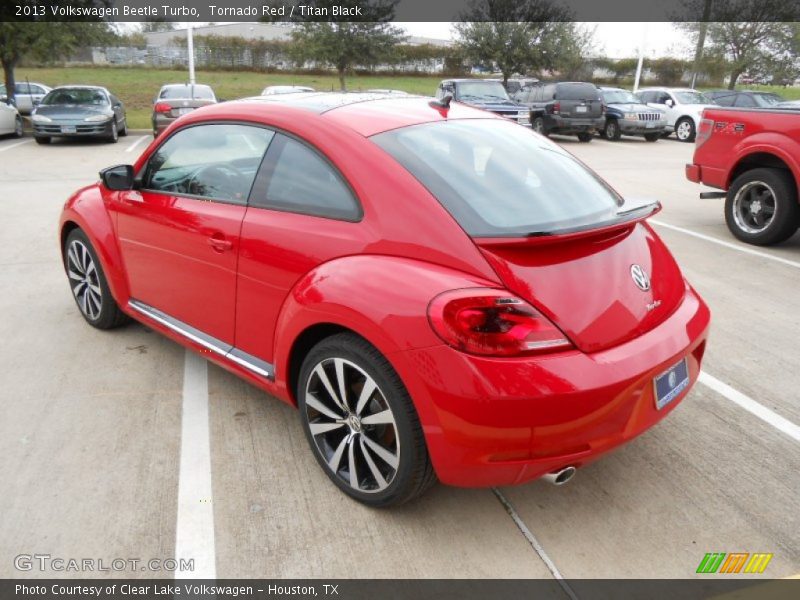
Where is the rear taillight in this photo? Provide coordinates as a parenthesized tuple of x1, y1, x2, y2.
(696, 118, 714, 148)
(552, 101, 560, 115)
(427, 289, 573, 357)
(154, 102, 171, 114)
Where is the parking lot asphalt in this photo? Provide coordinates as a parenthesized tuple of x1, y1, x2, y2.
(0, 132, 797, 583)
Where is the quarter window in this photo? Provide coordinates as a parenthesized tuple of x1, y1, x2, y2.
(251, 134, 360, 221)
(143, 124, 274, 204)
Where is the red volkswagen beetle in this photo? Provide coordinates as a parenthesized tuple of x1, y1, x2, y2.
(59, 94, 710, 506)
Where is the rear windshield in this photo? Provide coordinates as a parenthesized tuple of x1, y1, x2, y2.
(557, 83, 600, 101)
(372, 119, 624, 237)
(674, 91, 710, 104)
(42, 89, 108, 106)
(159, 85, 215, 100)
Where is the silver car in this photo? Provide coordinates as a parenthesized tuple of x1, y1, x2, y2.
(0, 101, 24, 137)
(0, 82, 52, 115)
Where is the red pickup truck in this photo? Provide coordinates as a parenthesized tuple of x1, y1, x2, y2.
(686, 107, 800, 245)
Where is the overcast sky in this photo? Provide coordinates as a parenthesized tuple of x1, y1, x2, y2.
(401, 22, 692, 59)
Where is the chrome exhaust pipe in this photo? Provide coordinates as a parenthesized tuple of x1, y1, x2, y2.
(542, 466, 577, 486)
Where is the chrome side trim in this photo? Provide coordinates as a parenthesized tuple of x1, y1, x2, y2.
(128, 300, 275, 380)
(227, 348, 274, 379)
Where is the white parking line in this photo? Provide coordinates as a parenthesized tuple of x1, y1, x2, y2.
(175, 350, 216, 579)
(699, 371, 800, 444)
(651, 219, 800, 270)
(125, 136, 149, 153)
(492, 488, 579, 600)
(0, 139, 33, 153)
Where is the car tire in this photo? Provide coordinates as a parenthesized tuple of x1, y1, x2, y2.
(725, 168, 800, 246)
(603, 119, 622, 141)
(577, 132, 593, 142)
(35, 136, 50, 145)
(297, 332, 436, 507)
(64, 229, 130, 329)
(107, 119, 119, 143)
(531, 116, 548, 136)
(13, 115, 23, 138)
(675, 117, 696, 142)
(644, 133, 660, 142)
(119, 119, 128, 137)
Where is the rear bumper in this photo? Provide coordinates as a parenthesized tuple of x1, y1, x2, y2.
(685, 163, 728, 189)
(546, 115, 606, 133)
(395, 285, 710, 488)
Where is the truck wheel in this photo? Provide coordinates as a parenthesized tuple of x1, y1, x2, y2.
(644, 133, 660, 142)
(603, 119, 622, 141)
(725, 168, 800, 245)
(532, 116, 548, 136)
(577, 133, 593, 143)
(675, 117, 695, 142)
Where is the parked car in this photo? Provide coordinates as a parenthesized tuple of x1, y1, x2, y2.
(598, 87, 667, 142)
(0, 82, 51, 114)
(500, 77, 539, 95)
(513, 81, 605, 142)
(686, 106, 800, 245)
(704, 90, 784, 108)
(0, 100, 24, 138)
(435, 79, 530, 126)
(261, 85, 316, 95)
(32, 86, 127, 145)
(636, 87, 716, 142)
(152, 83, 217, 137)
(59, 94, 709, 506)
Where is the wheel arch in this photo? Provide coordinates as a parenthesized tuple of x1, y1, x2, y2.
(729, 152, 795, 193)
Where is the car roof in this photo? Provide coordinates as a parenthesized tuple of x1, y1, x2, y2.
(198, 93, 503, 137)
(161, 83, 213, 89)
(50, 85, 109, 92)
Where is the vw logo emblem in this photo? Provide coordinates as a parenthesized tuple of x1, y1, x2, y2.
(630, 264, 651, 291)
(668, 371, 677, 388)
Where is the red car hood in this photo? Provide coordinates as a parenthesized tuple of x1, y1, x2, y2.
(476, 222, 685, 354)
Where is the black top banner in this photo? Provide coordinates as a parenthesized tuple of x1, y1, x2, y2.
(2, 0, 799, 23)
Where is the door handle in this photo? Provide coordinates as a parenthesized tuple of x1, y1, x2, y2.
(208, 236, 233, 252)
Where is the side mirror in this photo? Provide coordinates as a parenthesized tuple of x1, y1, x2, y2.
(100, 164, 135, 191)
(665, 99, 674, 108)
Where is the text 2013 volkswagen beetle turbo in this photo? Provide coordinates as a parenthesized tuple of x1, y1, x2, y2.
(59, 93, 710, 507)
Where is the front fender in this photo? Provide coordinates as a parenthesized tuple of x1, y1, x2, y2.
(271, 254, 500, 402)
(59, 184, 129, 307)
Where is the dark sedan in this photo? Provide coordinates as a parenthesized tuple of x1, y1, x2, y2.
(704, 90, 784, 108)
(152, 84, 217, 137)
(32, 86, 127, 144)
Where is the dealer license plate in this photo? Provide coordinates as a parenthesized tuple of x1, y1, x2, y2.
(177, 107, 194, 115)
(576, 105, 587, 113)
(61, 125, 76, 133)
(653, 358, 689, 410)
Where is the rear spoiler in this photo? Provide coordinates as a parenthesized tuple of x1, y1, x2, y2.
(475, 199, 661, 248)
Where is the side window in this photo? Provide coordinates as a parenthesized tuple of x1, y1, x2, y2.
(638, 91, 652, 103)
(543, 84, 556, 100)
(16, 83, 30, 94)
(251, 134, 360, 221)
(714, 94, 735, 106)
(436, 85, 444, 100)
(143, 123, 274, 205)
(734, 94, 756, 107)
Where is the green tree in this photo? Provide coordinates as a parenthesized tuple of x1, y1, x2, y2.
(0, 19, 113, 105)
(453, 0, 573, 85)
(290, 0, 404, 90)
(677, 0, 798, 89)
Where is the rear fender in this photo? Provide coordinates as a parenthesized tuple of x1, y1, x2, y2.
(271, 255, 499, 410)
